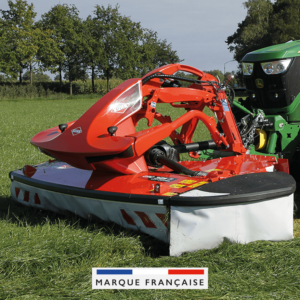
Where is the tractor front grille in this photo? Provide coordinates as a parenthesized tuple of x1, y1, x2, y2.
(244, 57, 300, 109)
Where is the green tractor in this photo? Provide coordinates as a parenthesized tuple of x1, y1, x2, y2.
(218, 41, 300, 176)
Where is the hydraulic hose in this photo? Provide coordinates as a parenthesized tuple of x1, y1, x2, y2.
(157, 155, 208, 177)
(142, 73, 218, 86)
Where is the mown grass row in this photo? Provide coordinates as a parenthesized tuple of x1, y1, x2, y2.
(0, 98, 299, 299)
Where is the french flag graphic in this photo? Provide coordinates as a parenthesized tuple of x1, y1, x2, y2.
(92, 268, 208, 289)
(96, 268, 205, 275)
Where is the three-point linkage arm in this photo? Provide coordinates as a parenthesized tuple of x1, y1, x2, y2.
(131, 64, 246, 157)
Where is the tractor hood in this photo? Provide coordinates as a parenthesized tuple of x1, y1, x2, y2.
(242, 40, 300, 62)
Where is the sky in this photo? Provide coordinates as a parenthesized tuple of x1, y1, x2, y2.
(2, 0, 247, 74)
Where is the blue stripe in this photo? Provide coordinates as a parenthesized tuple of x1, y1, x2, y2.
(97, 269, 132, 275)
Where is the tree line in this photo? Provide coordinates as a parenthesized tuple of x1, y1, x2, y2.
(0, 0, 182, 94)
(227, 0, 300, 62)
(225, 0, 300, 86)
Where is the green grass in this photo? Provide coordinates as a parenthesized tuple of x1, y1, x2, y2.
(0, 98, 300, 299)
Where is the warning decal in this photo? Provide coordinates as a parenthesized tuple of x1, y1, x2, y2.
(221, 99, 230, 111)
(163, 192, 178, 196)
(205, 169, 222, 172)
(169, 184, 187, 189)
(178, 180, 197, 184)
(188, 181, 208, 188)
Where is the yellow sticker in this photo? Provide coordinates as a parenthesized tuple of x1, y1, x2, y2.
(163, 192, 178, 196)
(189, 181, 208, 188)
(178, 180, 197, 184)
(205, 168, 222, 172)
(169, 184, 186, 189)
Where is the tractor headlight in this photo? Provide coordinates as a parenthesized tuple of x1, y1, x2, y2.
(242, 63, 253, 75)
(261, 59, 292, 75)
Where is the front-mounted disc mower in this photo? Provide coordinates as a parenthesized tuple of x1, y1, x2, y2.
(9, 63, 296, 255)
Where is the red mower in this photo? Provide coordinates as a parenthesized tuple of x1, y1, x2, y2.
(10, 64, 295, 256)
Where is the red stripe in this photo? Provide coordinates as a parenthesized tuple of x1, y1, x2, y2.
(23, 191, 29, 202)
(134, 211, 157, 228)
(34, 194, 41, 205)
(155, 213, 168, 228)
(15, 187, 21, 198)
(168, 269, 205, 275)
(120, 209, 136, 226)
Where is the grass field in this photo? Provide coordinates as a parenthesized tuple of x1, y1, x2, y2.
(1, 98, 300, 299)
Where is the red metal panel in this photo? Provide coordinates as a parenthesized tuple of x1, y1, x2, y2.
(275, 158, 290, 174)
(30, 79, 140, 171)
